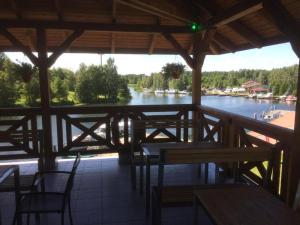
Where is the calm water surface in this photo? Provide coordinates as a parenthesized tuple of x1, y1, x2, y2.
(129, 88, 295, 120)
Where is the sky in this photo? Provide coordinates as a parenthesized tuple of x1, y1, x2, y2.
(5, 42, 298, 75)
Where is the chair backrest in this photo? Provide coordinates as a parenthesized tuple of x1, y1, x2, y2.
(157, 147, 274, 190)
(293, 180, 300, 212)
(65, 153, 81, 194)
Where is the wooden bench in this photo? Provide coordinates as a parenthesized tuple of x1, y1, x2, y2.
(151, 147, 275, 225)
(130, 118, 196, 193)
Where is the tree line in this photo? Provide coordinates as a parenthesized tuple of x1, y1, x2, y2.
(124, 64, 298, 96)
(0, 53, 131, 107)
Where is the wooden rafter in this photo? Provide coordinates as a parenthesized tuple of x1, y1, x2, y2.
(162, 33, 194, 68)
(0, 19, 192, 34)
(54, 0, 63, 21)
(263, 0, 300, 57)
(0, 28, 38, 65)
(116, 0, 191, 24)
(194, 1, 263, 48)
(48, 29, 84, 67)
(10, 0, 22, 19)
(209, 41, 220, 55)
(203, 0, 263, 28)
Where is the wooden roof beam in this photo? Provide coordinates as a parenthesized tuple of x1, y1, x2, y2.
(213, 33, 236, 53)
(54, 0, 63, 21)
(0, 20, 192, 34)
(209, 41, 220, 55)
(10, 0, 22, 19)
(116, 0, 191, 24)
(204, 0, 263, 28)
(48, 29, 84, 67)
(163, 33, 194, 68)
(0, 27, 38, 65)
(263, 0, 300, 58)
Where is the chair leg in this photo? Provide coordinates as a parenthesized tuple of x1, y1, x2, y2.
(131, 164, 137, 190)
(68, 198, 74, 225)
(35, 213, 41, 225)
(26, 213, 30, 225)
(139, 164, 144, 195)
(61, 212, 65, 225)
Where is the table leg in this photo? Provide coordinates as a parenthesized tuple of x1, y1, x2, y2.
(146, 158, 151, 216)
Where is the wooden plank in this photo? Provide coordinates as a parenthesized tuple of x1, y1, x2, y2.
(213, 33, 236, 53)
(148, 33, 157, 54)
(54, 0, 63, 21)
(10, 0, 22, 19)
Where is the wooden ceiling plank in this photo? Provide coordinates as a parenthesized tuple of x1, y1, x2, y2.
(263, 0, 300, 57)
(213, 33, 235, 53)
(162, 32, 194, 68)
(209, 41, 219, 54)
(54, 0, 63, 21)
(116, 0, 190, 24)
(10, 0, 22, 19)
(204, 0, 263, 28)
(0, 28, 38, 65)
(0, 20, 192, 34)
(48, 29, 84, 67)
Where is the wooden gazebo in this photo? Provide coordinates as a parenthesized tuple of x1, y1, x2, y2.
(0, 0, 299, 204)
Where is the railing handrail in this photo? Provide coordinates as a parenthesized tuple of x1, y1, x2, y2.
(198, 105, 294, 143)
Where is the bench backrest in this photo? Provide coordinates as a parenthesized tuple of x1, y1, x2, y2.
(131, 119, 197, 158)
(157, 147, 274, 190)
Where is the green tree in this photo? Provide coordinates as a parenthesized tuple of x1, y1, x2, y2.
(0, 71, 17, 107)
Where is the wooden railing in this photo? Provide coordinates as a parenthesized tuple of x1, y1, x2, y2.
(197, 105, 293, 201)
(0, 104, 294, 200)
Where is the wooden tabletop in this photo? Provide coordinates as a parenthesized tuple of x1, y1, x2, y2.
(141, 142, 222, 156)
(0, 165, 19, 184)
(195, 186, 300, 225)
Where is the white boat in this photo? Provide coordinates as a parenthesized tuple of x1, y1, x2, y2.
(178, 90, 188, 95)
(154, 90, 164, 94)
(165, 89, 176, 94)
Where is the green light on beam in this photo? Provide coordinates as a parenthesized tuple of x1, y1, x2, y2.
(190, 22, 202, 32)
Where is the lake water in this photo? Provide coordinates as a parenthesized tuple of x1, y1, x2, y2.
(128, 88, 295, 120)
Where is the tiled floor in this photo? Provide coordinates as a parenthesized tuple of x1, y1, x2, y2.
(0, 156, 214, 225)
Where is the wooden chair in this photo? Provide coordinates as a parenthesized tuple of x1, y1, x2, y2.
(130, 119, 195, 193)
(293, 180, 300, 212)
(151, 147, 275, 225)
(0, 130, 45, 193)
(13, 153, 81, 225)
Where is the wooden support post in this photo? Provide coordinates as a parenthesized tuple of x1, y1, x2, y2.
(191, 30, 216, 140)
(36, 28, 53, 168)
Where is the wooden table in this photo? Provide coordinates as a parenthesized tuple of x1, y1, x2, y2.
(194, 186, 300, 225)
(0, 165, 20, 225)
(142, 141, 222, 215)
